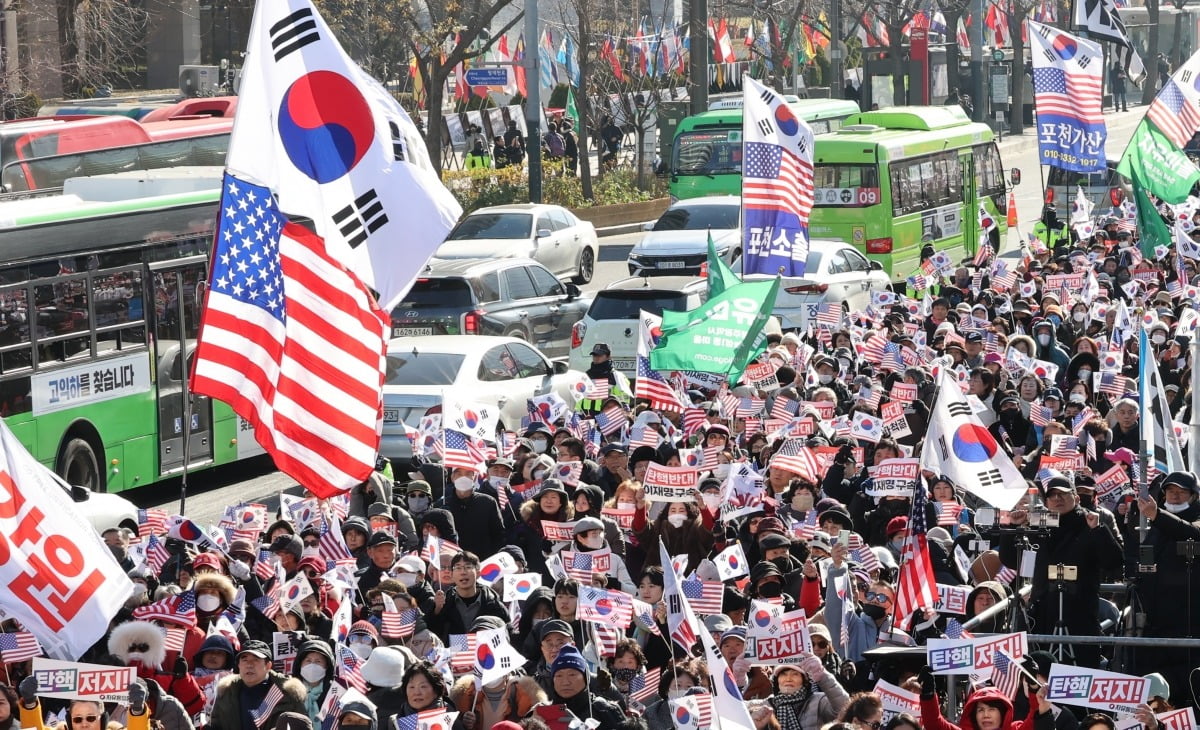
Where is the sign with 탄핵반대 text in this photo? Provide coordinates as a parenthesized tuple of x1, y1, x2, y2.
(642, 463, 699, 501)
(1046, 663, 1150, 715)
(927, 632, 1027, 675)
(32, 658, 137, 703)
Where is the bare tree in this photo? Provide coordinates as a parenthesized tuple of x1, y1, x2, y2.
(317, 0, 408, 80)
(1167, 0, 1188, 67)
(402, 0, 521, 175)
(939, 0, 970, 96)
(1142, 0, 1161, 104)
(1006, 0, 1038, 134)
(24, 0, 147, 95)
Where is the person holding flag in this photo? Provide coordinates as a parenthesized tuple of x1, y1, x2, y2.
(208, 640, 307, 730)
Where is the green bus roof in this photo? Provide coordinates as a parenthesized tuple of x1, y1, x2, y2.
(843, 105, 973, 130)
(677, 97, 861, 131)
(816, 108, 993, 163)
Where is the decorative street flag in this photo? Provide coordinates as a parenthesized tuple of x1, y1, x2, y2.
(740, 75, 814, 277)
(1073, 0, 1144, 80)
(1028, 22, 1105, 173)
(227, 0, 460, 312)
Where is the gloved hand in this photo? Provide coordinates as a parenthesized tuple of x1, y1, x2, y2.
(228, 559, 252, 582)
(798, 653, 825, 682)
(18, 676, 37, 707)
(918, 666, 937, 700)
(128, 679, 148, 716)
(836, 443, 853, 465)
(173, 656, 188, 678)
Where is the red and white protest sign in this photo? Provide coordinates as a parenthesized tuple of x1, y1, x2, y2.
(867, 458, 920, 498)
(541, 520, 579, 542)
(31, 658, 137, 703)
(881, 402, 912, 438)
(934, 584, 970, 615)
(0, 420, 133, 659)
(889, 383, 918, 404)
(601, 507, 635, 530)
(743, 362, 781, 392)
(802, 401, 836, 420)
(875, 679, 920, 722)
(746, 601, 812, 665)
(643, 463, 698, 501)
(1046, 663, 1150, 714)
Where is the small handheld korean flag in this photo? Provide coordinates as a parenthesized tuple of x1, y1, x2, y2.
(712, 543, 749, 581)
(851, 412, 883, 444)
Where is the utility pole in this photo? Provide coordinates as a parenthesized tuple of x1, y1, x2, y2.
(970, 0, 985, 122)
(524, 1, 542, 202)
(829, 1, 842, 98)
(688, 0, 708, 113)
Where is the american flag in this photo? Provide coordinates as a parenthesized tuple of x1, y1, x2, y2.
(680, 576, 724, 615)
(770, 440, 821, 483)
(991, 649, 1023, 698)
(632, 598, 662, 636)
(737, 397, 765, 418)
(770, 397, 799, 422)
(743, 138, 812, 220)
(448, 633, 479, 672)
(190, 176, 388, 499)
(933, 501, 963, 526)
(337, 646, 368, 692)
(133, 590, 197, 627)
(996, 565, 1018, 584)
(629, 425, 661, 448)
(592, 622, 622, 658)
(793, 510, 819, 540)
(584, 380, 611, 400)
(815, 302, 843, 329)
(596, 403, 628, 435)
(318, 519, 353, 564)
(0, 632, 41, 662)
(254, 548, 277, 581)
(1148, 79, 1200, 149)
(137, 508, 169, 539)
(381, 608, 419, 639)
(145, 534, 171, 575)
(250, 684, 286, 728)
(1097, 371, 1128, 397)
(162, 626, 188, 653)
(1029, 404, 1054, 427)
(444, 429, 486, 472)
(562, 550, 597, 582)
(1031, 35, 1102, 122)
(629, 667, 662, 703)
(635, 355, 685, 412)
(394, 710, 459, 730)
(682, 408, 707, 436)
(894, 478, 939, 626)
(944, 617, 975, 639)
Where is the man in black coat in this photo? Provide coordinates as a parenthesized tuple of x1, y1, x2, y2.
(427, 551, 510, 641)
(1029, 472, 1123, 668)
(437, 467, 505, 558)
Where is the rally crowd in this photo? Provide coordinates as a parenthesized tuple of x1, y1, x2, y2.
(8, 209, 1200, 730)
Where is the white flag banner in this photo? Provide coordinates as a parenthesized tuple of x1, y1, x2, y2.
(0, 420, 134, 659)
(228, 0, 462, 311)
(921, 368, 1027, 510)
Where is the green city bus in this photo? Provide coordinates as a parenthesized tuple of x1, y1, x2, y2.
(0, 167, 260, 493)
(669, 97, 861, 201)
(809, 106, 1015, 279)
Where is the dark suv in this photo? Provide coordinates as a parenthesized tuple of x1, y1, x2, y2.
(389, 258, 589, 359)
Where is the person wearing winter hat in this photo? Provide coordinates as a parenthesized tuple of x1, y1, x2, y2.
(341, 516, 372, 566)
(108, 620, 206, 719)
(290, 640, 334, 726)
(573, 485, 626, 558)
(362, 646, 416, 730)
(548, 645, 624, 730)
(564, 516, 635, 593)
(510, 479, 574, 578)
(209, 640, 307, 730)
(450, 629, 546, 730)
(274, 713, 313, 730)
(347, 621, 380, 661)
(269, 534, 305, 578)
(917, 666, 1054, 730)
(337, 699, 377, 730)
(766, 654, 850, 730)
(192, 632, 238, 708)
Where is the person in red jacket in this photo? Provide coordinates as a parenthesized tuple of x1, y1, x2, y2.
(918, 667, 1055, 730)
(108, 620, 207, 717)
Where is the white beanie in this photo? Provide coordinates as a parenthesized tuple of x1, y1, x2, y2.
(360, 646, 408, 689)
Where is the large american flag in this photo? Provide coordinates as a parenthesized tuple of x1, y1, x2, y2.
(133, 590, 197, 627)
(894, 478, 939, 626)
(1029, 22, 1105, 173)
(1148, 79, 1200, 149)
(680, 576, 724, 615)
(0, 632, 41, 662)
(191, 175, 389, 499)
(743, 142, 811, 219)
(635, 354, 686, 412)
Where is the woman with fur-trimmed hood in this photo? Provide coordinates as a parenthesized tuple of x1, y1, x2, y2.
(107, 621, 205, 728)
(450, 672, 546, 730)
(183, 572, 244, 665)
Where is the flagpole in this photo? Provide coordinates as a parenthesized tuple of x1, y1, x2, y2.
(1191, 335, 1200, 474)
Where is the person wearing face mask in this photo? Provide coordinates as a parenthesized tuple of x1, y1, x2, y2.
(435, 466, 505, 559)
(509, 479, 572, 578)
(749, 560, 798, 610)
(1031, 320, 1070, 375)
(572, 485, 626, 559)
(484, 457, 516, 514)
(524, 427, 556, 459)
(1129, 471, 1200, 693)
(291, 641, 334, 726)
(807, 356, 852, 413)
(562, 517, 636, 593)
(403, 480, 434, 522)
(632, 495, 714, 573)
(824, 541, 908, 668)
(990, 395, 1031, 461)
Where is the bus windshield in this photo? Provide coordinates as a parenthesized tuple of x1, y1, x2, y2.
(673, 129, 742, 175)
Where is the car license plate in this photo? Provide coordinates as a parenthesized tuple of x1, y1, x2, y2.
(658, 261, 686, 269)
(393, 327, 433, 337)
(383, 408, 401, 423)
(614, 358, 635, 371)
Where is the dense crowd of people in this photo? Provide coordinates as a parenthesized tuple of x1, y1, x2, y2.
(5, 210, 1200, 730)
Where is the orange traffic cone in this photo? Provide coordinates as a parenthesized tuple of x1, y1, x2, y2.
(1007, 190, 1018, 227)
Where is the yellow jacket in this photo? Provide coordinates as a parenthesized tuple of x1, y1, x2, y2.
(19, 698, 150, 730)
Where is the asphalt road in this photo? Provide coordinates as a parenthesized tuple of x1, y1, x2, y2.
(131, 105, 1152, 525)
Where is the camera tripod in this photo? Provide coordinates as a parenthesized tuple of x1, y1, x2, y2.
(1048, 563, 1077, 663)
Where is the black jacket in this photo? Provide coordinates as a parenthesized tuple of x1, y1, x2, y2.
(426, 583, 511, 641)
(435, 491, 504, 558)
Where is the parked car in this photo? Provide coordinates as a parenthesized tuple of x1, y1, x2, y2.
(568, 275, 783, 376)
(568, 276, 709, 375)
(389, 258, 590, 359)
(434, 204, 599, 284)
(627, 195, 742, 276)
(380, 336, 588, 460)
(739, 239, 891, 329)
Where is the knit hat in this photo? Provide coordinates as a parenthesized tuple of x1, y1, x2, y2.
(886, 516, 908, 537)
(360, 646, 409, 689)
(349, 621, 379, 644)
(550, 644, 588, 677)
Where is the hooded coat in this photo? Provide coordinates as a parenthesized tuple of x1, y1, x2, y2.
(418, 509, 460, 544)
(290, 640, 335, 725)
(108, 621, 207, 717)
(517, 586, 557, 660)
(921, 687, 1053, 730)
(574, 485, 625, 559)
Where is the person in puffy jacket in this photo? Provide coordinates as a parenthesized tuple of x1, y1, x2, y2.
(918, 668, 1056, 730)
(766, 656, 850, 730)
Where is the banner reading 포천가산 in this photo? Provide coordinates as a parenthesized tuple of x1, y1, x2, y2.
(1029, 22, 1106, 173)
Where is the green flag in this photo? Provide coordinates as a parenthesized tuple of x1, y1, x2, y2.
(1130, 180, 1173, 257)
(566, 87, 579, 123)
(1117, 119, 1200, 204)
(707, 231, 740, 298)
(651, 277, 780, 381)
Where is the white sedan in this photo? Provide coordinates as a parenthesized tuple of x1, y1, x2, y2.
(434, 204, 600, 284)
(740, 239, 893, 328)
(380, 336, 588, 460)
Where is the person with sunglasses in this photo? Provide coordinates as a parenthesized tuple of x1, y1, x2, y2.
(839, 692, 884, 730)
(808, 623, 856, 691)
(17, 676, 149, 730)
(766, 654, 849, 730)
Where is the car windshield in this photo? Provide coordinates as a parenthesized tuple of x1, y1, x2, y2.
(652, 204, 739, 231)
(589, 290, 690, 319)
(393, 278, 474, 309)
(384, 351, 465, 386)
(446, 213, 533, 240)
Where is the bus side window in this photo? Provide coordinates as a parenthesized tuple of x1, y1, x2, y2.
(93, 268, 146, 354)
(890, 165, 909, 214)
(0, 285, 32, 375)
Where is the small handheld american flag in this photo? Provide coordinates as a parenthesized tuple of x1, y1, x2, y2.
(0, 632, 41, 663)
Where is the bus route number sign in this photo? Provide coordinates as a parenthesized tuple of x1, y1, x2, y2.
(815, 187, 879, 206)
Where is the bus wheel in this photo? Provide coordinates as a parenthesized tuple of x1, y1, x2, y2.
(60, 437, 103, 493)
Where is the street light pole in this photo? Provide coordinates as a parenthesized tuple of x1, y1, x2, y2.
(830, 0, 842, 98)
(970, 0, 985, 122)
(524, 2, 542, 202)
(688, 0, 707, 113)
